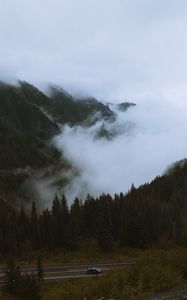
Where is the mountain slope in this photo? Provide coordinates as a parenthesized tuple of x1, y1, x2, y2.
(20, 82, 115, 125)
(117, 102, 136, 111)
(49, 86, 115, 125)
(0, 82, 64, 204)
(0, 82, 59, 170)
(0, 80, 136, 204)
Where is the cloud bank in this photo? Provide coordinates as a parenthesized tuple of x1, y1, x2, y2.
(53, 98, 187, 202)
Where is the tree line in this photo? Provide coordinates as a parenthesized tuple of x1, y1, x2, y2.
(0, 162, 187, 259)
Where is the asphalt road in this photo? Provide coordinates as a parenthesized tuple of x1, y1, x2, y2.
(0, 260, 136, 282)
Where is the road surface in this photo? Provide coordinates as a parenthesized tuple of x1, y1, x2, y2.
(0, 260, 136, 282)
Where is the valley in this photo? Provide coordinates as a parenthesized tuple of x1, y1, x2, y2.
(1, 81, 187, 299)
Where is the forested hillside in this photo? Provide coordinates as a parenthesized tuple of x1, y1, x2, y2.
(1, 81, 187, 300)
(1, 80, 187, 257)
(20, 81, 116, 125)
(0, 82, 59, 170)
(0, 81, 135, 204)
(0, 81, 128, 170)
(0, 82, 63, 203)
(1, 161, 187, 258)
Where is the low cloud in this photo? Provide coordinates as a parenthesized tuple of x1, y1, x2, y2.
(52, 98, 187, 202)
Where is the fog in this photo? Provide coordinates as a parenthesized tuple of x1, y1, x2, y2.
(52, 98, 187, 202)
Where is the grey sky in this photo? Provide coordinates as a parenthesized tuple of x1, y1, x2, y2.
(1, 0, 187, 102)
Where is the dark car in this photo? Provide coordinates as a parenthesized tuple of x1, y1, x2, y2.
(86, 267, 101, 275)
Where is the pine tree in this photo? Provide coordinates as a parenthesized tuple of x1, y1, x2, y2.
(18, 206, 29, 243)
(30, 202, 41, 250)
(67, 198, 82, 250)
(61, 194, 69, 247)
(96, 194, 113, 252)
(41, 208, 54, 249)
(51, 194, 63, 247)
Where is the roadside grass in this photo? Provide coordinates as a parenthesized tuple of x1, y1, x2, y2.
(41, 253, 185, 300)
(13, 239, 144, 267)
(1, 239, 187, 269)
(35, 246, 187, 299)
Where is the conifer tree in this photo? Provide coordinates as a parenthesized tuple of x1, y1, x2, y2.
(67, 198, 82, 250)
(30, 202, 41, 250)
(96, 194, 113, 252)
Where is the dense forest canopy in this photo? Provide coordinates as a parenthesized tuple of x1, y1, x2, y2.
(0, 160, 187, 258)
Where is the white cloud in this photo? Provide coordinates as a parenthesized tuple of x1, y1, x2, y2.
(53, 98, 187, 202)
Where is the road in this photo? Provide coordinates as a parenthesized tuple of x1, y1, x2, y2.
(0, 260, 136, 282)
(2, 260, 187, 298)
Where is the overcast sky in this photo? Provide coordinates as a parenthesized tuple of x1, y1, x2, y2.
(1, 0, 187, 102)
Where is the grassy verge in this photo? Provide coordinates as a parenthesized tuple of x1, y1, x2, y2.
(41, 250, 186, 300)
(12, 239, 144, 267)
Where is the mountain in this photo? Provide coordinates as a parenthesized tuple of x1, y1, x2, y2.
(0, 81, 122, 204)
(164, 158, 187, 175)
(0, 81, 122, 170)
(117, 102, 136, 111)
(49, 86, 116, 125)
(0, 81, 118, 171)
(0, 82, 60, 170)
(1, 80, 187, 252)
(0, 82, 63, 203)
(20, 82, 115, 126)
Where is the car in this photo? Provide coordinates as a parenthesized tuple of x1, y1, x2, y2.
(86, 267, 101, 275)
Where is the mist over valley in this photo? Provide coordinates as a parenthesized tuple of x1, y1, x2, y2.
(0, 81, 186, 207)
